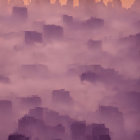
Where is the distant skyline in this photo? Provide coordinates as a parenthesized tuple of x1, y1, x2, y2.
(7, 0, 136, 9)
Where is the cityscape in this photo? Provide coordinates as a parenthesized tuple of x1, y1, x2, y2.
(7, 0, 137, 8)
(0, 0, 140, 140)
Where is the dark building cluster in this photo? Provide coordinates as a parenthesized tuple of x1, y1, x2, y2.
(9, 6, 105, 45)
(62, 15, 104, 30)
(8, 106, 112, 140)
(0, 90, 115, 140)
(12, 6, 28, 20)
(0, 90, 131, 140)
(52, 89, 73, 104)
(25, 31, 43, 44)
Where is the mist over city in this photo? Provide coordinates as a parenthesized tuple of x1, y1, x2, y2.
(0, 0, 140, 140)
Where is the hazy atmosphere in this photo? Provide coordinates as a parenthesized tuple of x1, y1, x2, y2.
(0, 0, 140, 140)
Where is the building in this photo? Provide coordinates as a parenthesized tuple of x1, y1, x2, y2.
(25, 31, 43, 44)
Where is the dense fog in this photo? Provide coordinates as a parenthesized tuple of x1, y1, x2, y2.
(0, 1, 140, 140)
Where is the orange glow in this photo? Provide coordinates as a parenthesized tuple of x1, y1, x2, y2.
(73, 0, 79, 7)
(50, 0, 56, 4)
(120, 0, 135, 9)
(8, 0, 136, 9)
(8, 0, 31, 5)
(103, 0, 113, 6)
(24, 0, 31, 5)
(58, 0, 67, 5)
(95, 0, 135, 9)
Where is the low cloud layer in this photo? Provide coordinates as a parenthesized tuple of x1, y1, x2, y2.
(0, 1, 140, 140)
